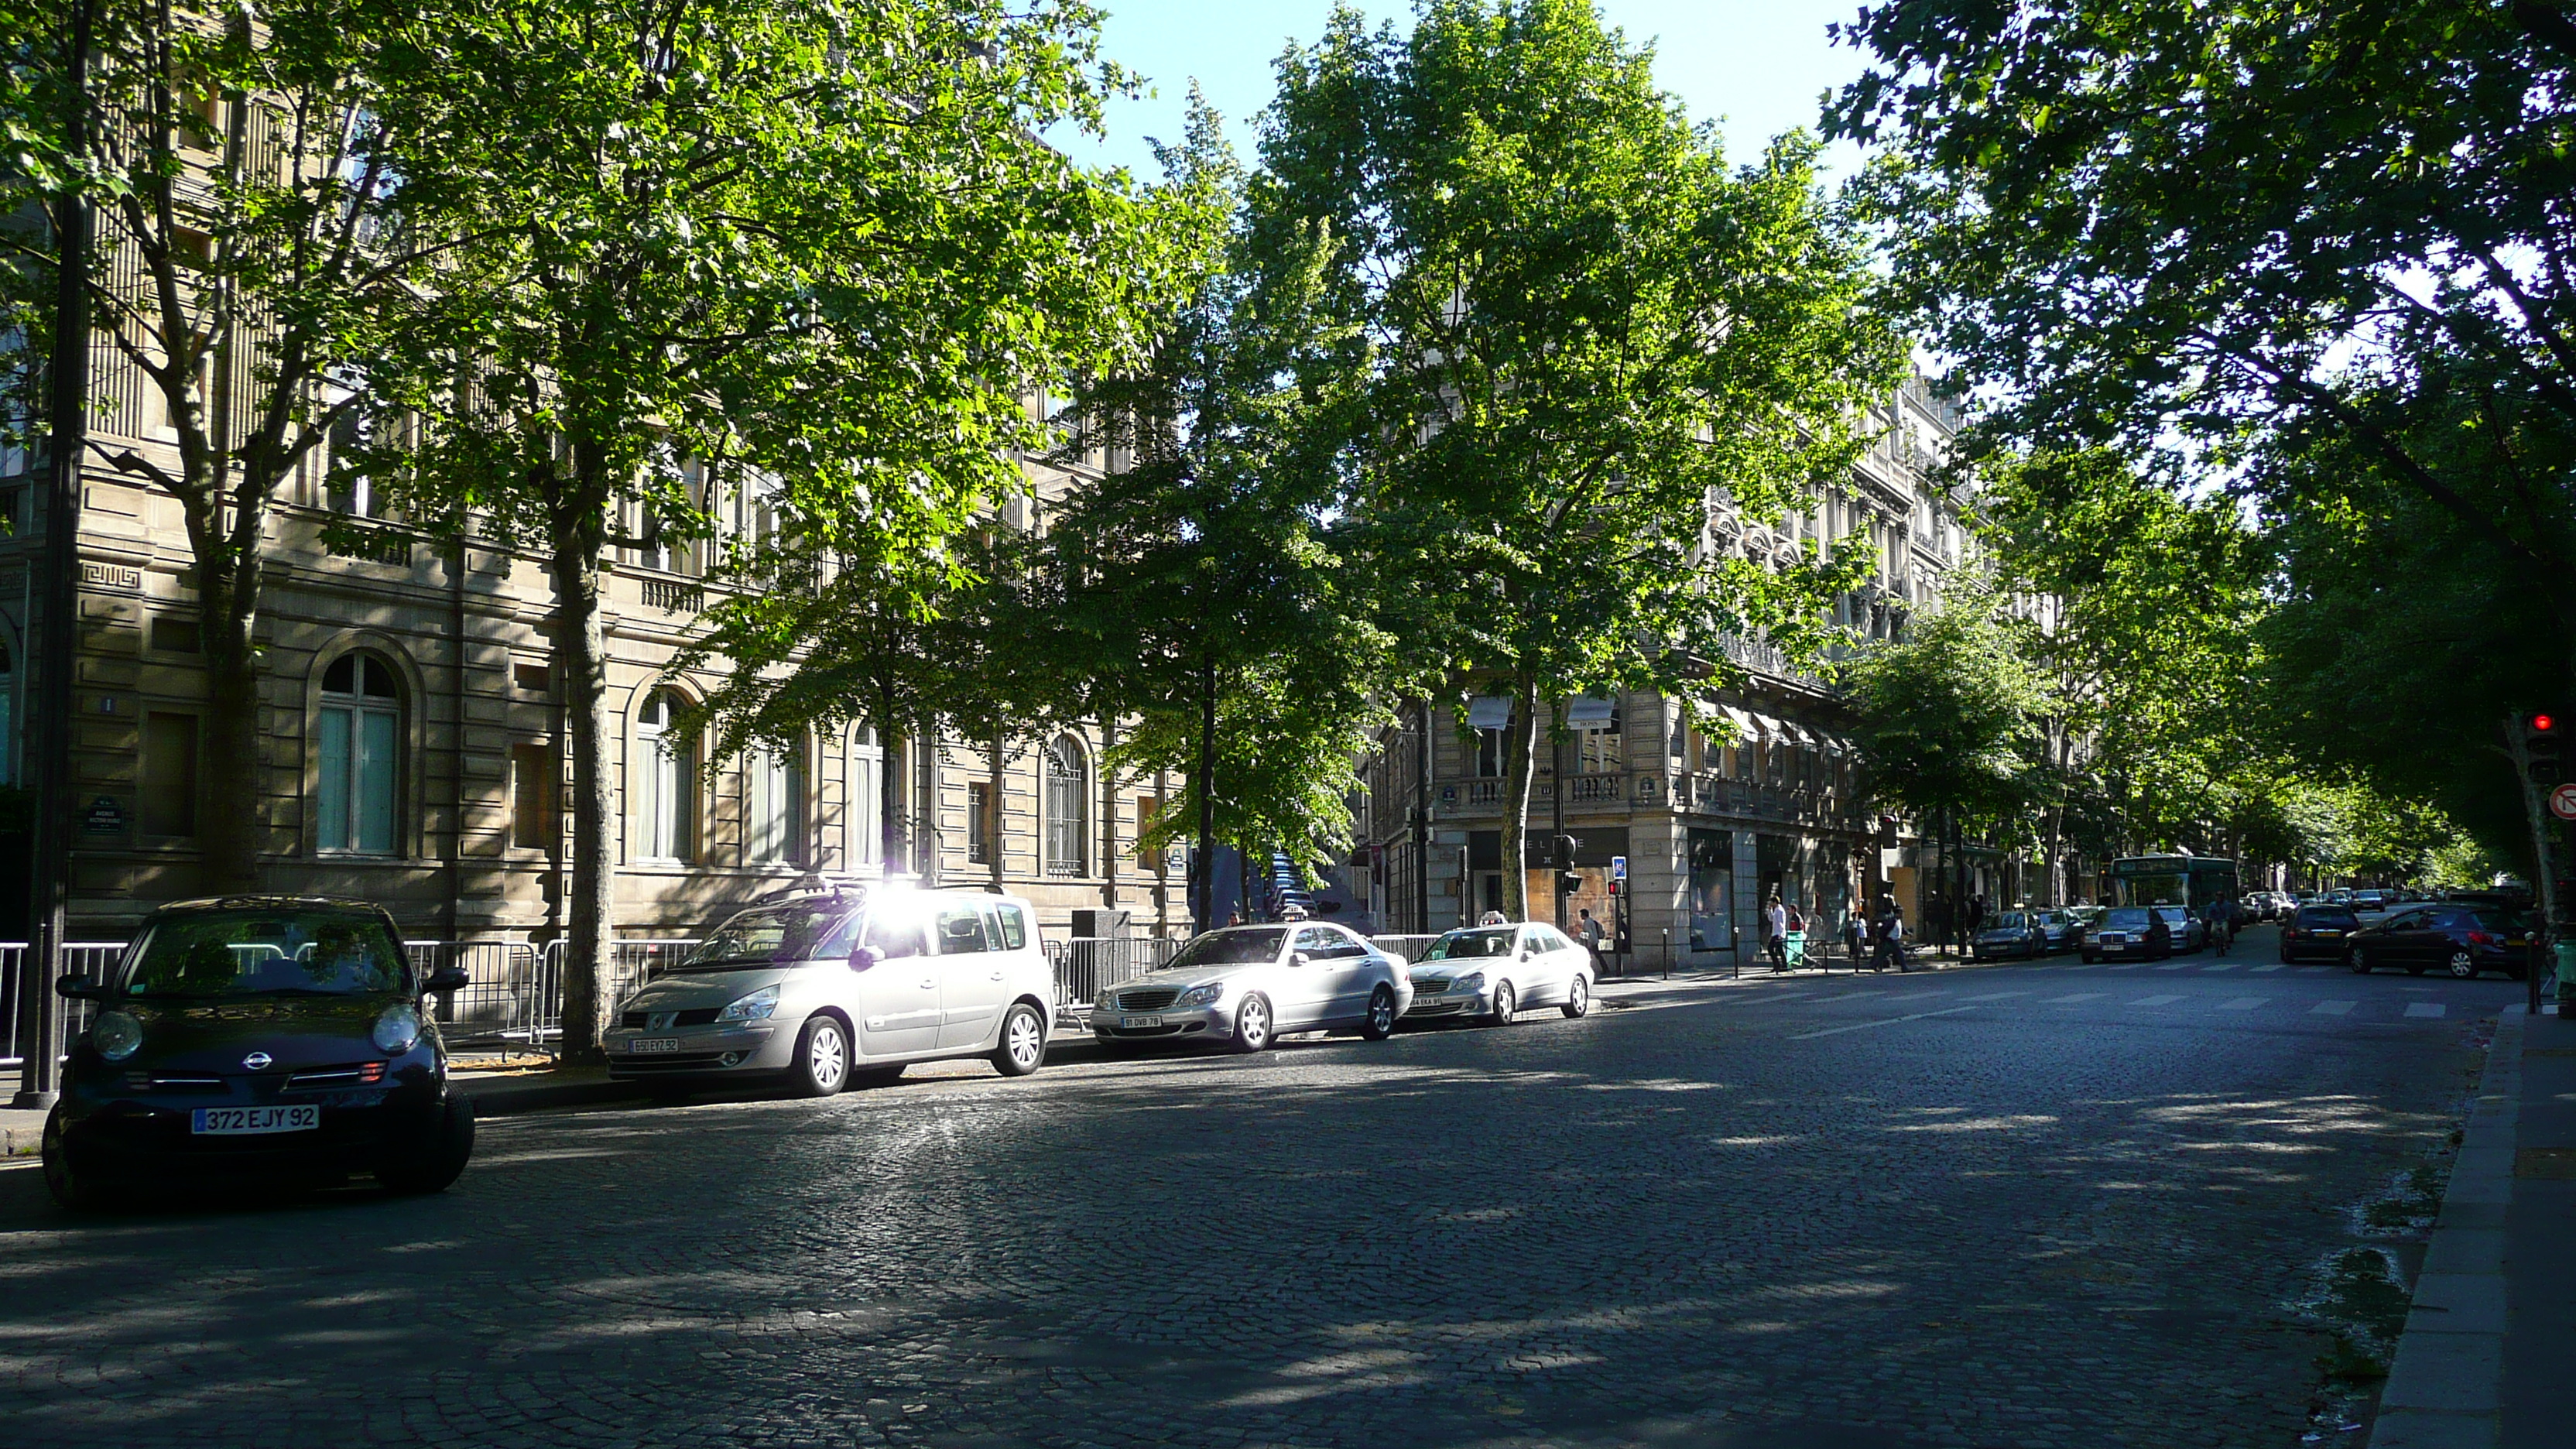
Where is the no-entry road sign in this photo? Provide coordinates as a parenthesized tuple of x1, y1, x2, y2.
(2550, 783, 2576, 821)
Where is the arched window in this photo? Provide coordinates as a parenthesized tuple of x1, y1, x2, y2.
(318, 652, 402, 854)
(743, 740, 803, 866)
(634, 691, 694, 863)
(1043, 734, 1088, 877)
(848, 724, 883, 866)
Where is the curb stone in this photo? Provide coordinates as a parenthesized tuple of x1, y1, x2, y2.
(2368, 1003, 2523, 1449)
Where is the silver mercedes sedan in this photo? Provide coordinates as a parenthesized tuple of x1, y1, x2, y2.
(1091, 923, 1413, 1053)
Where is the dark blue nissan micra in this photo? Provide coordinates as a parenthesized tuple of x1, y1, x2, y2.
(42, 896, 474, 1210)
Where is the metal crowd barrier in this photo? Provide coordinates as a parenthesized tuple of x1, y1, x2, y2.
(1044, 935, 1187, 1025)
(0, 942, 127, 1068)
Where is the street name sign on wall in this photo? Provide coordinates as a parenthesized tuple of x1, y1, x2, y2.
(2550, 783, 2576, 822)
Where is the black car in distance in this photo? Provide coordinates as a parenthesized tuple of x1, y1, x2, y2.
(2345, 903, 2537, 979)
(42, 896, 475, 1211)
(2280, 904, 2362, 964)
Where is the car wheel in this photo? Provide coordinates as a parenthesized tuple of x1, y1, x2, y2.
(1361, 985, 1399, 1041)
(2348, 949, 2370, 975)
(788, 1014, 851, 1098)
(992, 1002, 1047, 1077)
(1229, 994, 1274, 1053)
(39, 1112, 108, 1212)
(1485, 981, 1518, 1027)
(2445, 948, 2477, 980)
(1561, 974, 1591, 1019)
(378, 1094, 476, 1196)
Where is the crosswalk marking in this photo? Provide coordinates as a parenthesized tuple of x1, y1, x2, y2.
(2311, 1000, 2357, 1016)
(2156, 962, 2195, 971)
(2249, 964, 2283, 974)
(1789, 1005, 1978, 1040)
(2405, 1002, 2448, 1019)
(2106, 964, 2148, 971)
(1958, 991, 2030, 1001)
(2217, 997, 2267, 1011)
(2203, 963, 2239, 972)
(2047, 992, 2105, 1003)
(2129, 994, 2184, 1006)
(2300, 967, 2332, 975)
(1738, 992, 1817, 1005)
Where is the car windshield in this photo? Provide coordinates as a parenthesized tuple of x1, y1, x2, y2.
(2467, 909, 2534, 932)
(2297, 907, 2358, 926)
(677, 903, 855, 971)
(116, 909, 410, 998)
(1166, 928, 1290, 969)
(1423, 928, 1516, 961)
(1989, 913, 2026, 930)
(2102, 908, 2151, 929)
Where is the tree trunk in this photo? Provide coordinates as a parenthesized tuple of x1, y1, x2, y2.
(1499, 671, 1539, 920)
(876, 681, 903, 878)
(1195, 657, 1216, 929)
(199, 575, 264, 894)
(550, 486, 612, 1067)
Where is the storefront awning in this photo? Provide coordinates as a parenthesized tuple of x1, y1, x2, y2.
(1466, 696, 1512, 730)
(1565, 695, 1617, 731)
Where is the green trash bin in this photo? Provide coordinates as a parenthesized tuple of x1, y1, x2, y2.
(2555, 940, 2576, 1001)
(1783, 930, 1806, 968)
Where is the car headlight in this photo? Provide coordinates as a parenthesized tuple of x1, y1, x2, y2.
(1454, 972, 1485, 994)
(1177, 983, 1224, 1008)
(718, 985, 780, 1023)
(91, 1009, 142, 1062)
(372, 1002, 422, 1055)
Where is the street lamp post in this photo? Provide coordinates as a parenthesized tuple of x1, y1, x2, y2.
(14, 0, 94, 1111)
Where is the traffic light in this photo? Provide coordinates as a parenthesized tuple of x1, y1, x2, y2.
(1558, 871, 1584, 896)
(2526, 711, 2563, 788)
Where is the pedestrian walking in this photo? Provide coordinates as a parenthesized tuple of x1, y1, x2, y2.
(1843, 903, 1869, 967)
(1764, 892, 1790, 971)
(1577, 907, 1606, 971)
(1875, 902, 1910, 971)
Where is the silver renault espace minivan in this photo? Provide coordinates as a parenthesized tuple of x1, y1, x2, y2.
(605, 882, 1055, 1096)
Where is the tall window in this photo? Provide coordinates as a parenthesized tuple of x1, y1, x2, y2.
(744, 742, 803, 865)
(634, 692, 693, 862)
(509, 742, 557, 851)
(1474, 728, 1505, 778)
(1043, 734, 1088, 876)
(317, 652, 400, 854)
(0, 639, 14, 785)
(142, 711, 198, 838)
(968, 782, 995, 865)
(1578, 707, 1623, 774)
(848, 724, 883, 866)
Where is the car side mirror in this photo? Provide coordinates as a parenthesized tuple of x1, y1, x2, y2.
(849, 945, 882, 971)
(1290, 951, 1312, 968)
(55, 974, 102, 1001)
(423, 964, 471, 995)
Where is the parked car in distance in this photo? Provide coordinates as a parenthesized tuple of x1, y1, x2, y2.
(2280, 904, 2363, 963)
(1401, 921, 1594, 1024)
(1971, 910, 2048, 961)
(2153, 905, 2208, 952)
(2349, 889, 2392, 915)
(1091, 923, 1412, 1053)
(2346, 903, 2537, 979)
(605, 880, 1056, 1095)
(2035, 910, 2084, 952)
(43, 896, 477, 1211)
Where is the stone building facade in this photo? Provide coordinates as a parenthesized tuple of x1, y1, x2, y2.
(0, 403, 1182, 947)
(1352, 378, 2012, 968)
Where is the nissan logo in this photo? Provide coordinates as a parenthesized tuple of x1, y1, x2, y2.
(242, 1051, 272, 1070)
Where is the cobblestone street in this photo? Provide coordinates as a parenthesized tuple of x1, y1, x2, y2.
(0, 945, 2514, 1448)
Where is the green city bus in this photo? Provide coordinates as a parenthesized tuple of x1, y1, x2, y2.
(2109, 854, 2242, 910)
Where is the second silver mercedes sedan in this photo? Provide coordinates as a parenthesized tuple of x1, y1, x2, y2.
(1401, 921, 1594, 1025)
(1091, 924, 1413, 1053)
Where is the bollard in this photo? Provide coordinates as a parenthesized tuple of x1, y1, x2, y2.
(1662, 927, 1670, 981)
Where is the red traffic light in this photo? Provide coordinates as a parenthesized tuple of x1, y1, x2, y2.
(2535, 713, 2559, 734)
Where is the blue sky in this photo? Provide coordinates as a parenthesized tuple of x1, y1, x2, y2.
(1057, 1, 1874, 183)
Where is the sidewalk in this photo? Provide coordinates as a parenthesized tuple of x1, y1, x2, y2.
(2370, 999, 2576, 1449)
